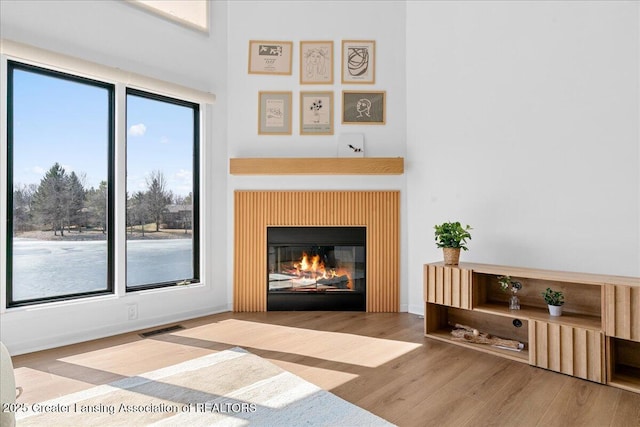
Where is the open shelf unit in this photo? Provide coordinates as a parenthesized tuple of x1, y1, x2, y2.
(424, 262, 639, 392)
(608, 337, 640, 393)
(425, 303, 529, 363)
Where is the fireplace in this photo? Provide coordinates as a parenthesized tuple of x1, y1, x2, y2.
(234, 191, 399, 312)
(267, 227, 366, 311)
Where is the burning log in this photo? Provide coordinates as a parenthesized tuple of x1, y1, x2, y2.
(317, 275, 350, 288)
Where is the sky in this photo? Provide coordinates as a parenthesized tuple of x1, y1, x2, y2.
(11, 67, 194, 198)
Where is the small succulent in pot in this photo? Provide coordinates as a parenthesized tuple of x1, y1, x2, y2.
(542, 287, 564, 306)
(542, 287, 564, 316)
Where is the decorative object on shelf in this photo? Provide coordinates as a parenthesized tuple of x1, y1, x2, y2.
(341, 40, 376, 84)
(434, 221, 472, 265)
(450, 323, 524, 351)
(542, 287, 564, 316)
(337, 133, 365, 158)
(248, 40, 293, 75)
(498, 275, 522, 310)
(342, 90, 386, 125)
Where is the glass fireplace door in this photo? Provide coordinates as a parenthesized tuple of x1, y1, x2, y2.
(267, 227, 366, 311)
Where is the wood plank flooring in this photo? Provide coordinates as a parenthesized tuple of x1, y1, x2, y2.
(10, 312, 640, 426)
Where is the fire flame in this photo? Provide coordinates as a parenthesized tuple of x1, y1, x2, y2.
(294, 253, 352, 288)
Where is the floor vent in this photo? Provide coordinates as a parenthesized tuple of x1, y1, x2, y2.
(139, 325, 185, 338)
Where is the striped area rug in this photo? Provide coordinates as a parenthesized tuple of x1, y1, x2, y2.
(17, 347, 394, 426)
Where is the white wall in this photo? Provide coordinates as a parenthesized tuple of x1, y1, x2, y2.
(406, 1, 639, 313)
(225, 1, 409, 309)
(0, 0, 230, 354)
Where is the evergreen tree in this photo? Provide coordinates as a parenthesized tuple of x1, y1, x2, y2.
(32, 163, 69, 236)
(129, 191, 149, 236)
(65, 171, 86, 232)
(145, 170, 172, 232)
(87, 181, 108, 233)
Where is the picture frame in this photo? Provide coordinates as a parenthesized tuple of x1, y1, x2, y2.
(341, 40, 375, 84)
(342, 90, 386, 125)
(258, 91, 292, 135)
(300, 91, 333, 135)
(300, 41, 333, 84)
(248, 40, 293, 75)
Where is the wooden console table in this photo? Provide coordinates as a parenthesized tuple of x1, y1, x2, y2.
(424, 262, 640, 393)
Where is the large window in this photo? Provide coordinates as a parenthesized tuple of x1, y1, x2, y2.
(7, 62, 114, 306)
(5, 61, 200, 307)
(125, 90, 199, 289)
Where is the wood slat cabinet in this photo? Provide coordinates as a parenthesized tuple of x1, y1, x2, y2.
(605, 284, 640, 341)
(423, 262, 639, 393)
(529, 320, 605, 383)
(424, 264, 471, 309)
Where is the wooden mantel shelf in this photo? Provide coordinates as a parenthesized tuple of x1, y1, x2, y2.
(229, 157, 404, 175)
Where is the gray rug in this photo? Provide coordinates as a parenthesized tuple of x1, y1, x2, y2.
(17, 347, 394, 426)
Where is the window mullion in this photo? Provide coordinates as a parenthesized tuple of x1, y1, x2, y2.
(1, 55, 8, 312)
(114, 83, 127, 296)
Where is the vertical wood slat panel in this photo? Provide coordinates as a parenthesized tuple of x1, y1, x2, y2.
(633, 286, 640, 341)
(574, 327, 588, 380)
(424, 264, 436, 302)
(234, 191, 399, 312)
(435, 267, 443, 304)
(537, 321, 549, 369)
(617, 285, 632, 340)
(528, 320, 537, 366)
(560, 325, 574, 376)
(461, 270, 471, 309)
(443, 268, 452, 306)
(451, 268, 460, 307)
(548, 323, 561, 372)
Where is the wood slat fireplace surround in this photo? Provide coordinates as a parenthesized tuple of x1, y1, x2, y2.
(234, 191, 400, 312)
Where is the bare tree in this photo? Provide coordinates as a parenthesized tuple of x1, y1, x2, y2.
(12, 183, 36, 233)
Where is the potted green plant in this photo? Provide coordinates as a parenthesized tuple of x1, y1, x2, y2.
(542, 287, 564, 316)
(434, 221, 472, 265)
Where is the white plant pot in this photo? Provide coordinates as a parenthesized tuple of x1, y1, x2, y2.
(548, 304, 563, 316)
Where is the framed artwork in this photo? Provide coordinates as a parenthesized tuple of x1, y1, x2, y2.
(258, 91, 292, 135)
(248, 40, 293, 75)
(300, 41, 333, 84)
(341, 40, 375, 84)
(300, 91, 333, 135)
(342, 90, 386, 125)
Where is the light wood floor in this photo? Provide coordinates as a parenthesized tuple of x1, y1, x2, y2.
(11, 311, 640, 426)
